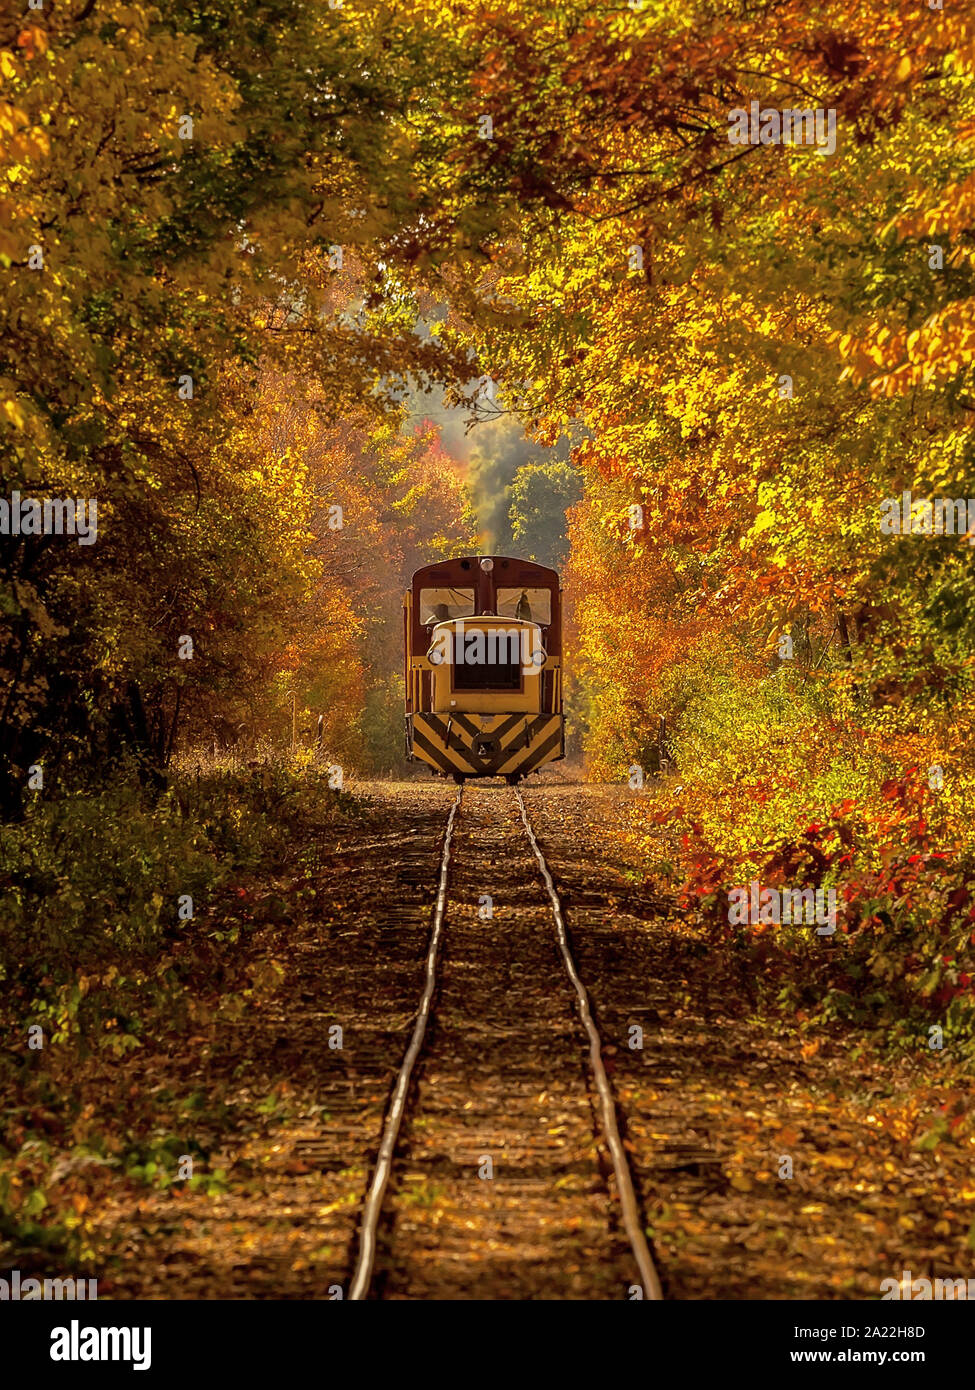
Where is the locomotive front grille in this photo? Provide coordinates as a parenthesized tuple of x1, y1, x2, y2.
(452, 660, 522, 692)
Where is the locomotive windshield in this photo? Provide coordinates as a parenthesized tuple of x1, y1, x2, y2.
(419, 586, 475, 624)
(496, 588, 552, 625)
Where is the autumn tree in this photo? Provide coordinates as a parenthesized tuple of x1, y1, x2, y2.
(0, 1, 468, 812)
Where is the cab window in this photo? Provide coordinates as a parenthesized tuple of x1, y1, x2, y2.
(496, 587, 552, 625)
(419, 586, 475, 624)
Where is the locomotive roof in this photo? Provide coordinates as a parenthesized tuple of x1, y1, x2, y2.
(411, 555, 559, 585)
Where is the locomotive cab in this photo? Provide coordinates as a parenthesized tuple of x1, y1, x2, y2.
(404, 556, 565, 782)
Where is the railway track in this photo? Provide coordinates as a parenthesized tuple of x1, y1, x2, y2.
(348, 781, 663, 1301)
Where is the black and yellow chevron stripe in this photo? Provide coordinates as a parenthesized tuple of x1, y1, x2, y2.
(408, 712, 564, 778)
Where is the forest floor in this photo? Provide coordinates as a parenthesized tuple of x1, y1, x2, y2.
(5, 776, 974, 1299)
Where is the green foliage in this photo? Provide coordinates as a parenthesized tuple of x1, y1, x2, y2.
(466, 415, 570, 552)
(508, 459, 582, 569)
(0, 760, 360, 1051)
(360, 675, 411, 776)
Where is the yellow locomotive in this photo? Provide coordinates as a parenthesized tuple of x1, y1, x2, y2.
(404, 555, 565, 783)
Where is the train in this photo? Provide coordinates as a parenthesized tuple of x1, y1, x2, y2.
(404, 555, 565, 783)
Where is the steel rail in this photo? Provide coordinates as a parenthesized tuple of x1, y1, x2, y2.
(347, 785, 463, 1301)
(515, 788, 664, 1301)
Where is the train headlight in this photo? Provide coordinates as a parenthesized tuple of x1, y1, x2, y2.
(479, 557, 494, 572)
